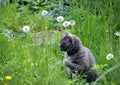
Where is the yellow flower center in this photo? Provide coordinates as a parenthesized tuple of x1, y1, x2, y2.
(5, 75, 12, 80)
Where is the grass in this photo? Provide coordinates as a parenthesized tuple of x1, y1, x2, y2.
(0, 0, 120, 85)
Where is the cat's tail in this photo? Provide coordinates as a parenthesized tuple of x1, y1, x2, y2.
(86, 70, 99, 83)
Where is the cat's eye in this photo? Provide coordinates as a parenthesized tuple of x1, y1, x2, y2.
(64, 37, 70, 41)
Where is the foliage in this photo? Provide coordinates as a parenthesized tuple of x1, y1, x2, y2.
(0, 0, 120, 85)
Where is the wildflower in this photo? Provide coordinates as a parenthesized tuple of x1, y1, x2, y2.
(69, 20, 75, 26)
(106, 53, 114, 60)
(22, 25, 30, 33)
(5, 75, 12, 80)
(42, 10, 48, 16)
(114, 31, 120, 37)
(62, 21, 70, 27)
(57, 16, 64, 22)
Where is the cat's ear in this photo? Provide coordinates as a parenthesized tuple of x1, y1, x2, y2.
(65, 32, 69, 36)
(70, 36, 75, 45)
(65, 32, 75, 45)
(65, 32, 72, 37)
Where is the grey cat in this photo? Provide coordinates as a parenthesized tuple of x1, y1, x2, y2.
(59, 32, 98, 83)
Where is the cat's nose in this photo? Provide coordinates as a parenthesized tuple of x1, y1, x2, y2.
(59, 44, 64, 51)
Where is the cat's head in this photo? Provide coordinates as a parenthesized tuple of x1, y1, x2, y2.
(59, 32, 73, 51)
(59, 32, 82, 54)
(59, 32, 76, 51)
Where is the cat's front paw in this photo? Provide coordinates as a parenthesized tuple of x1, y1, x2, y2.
(63, 59, 70, 66)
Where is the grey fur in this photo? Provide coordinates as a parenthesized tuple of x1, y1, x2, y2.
(59, 32, 98, 83)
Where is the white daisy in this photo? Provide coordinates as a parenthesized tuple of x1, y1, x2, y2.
(106, 53, 114, 60)
(69, 20, 75, 26)
(62, 21, 70, 27)
(57, 16, 64, 22)
(114, 31, 120, 37)
(22, 25, 30, 33)
(42, 10, 48, 16)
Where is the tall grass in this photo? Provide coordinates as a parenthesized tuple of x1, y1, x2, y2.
(0, 0, 120, 85)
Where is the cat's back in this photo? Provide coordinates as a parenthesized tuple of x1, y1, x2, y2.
(84, 47, 96, 67)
